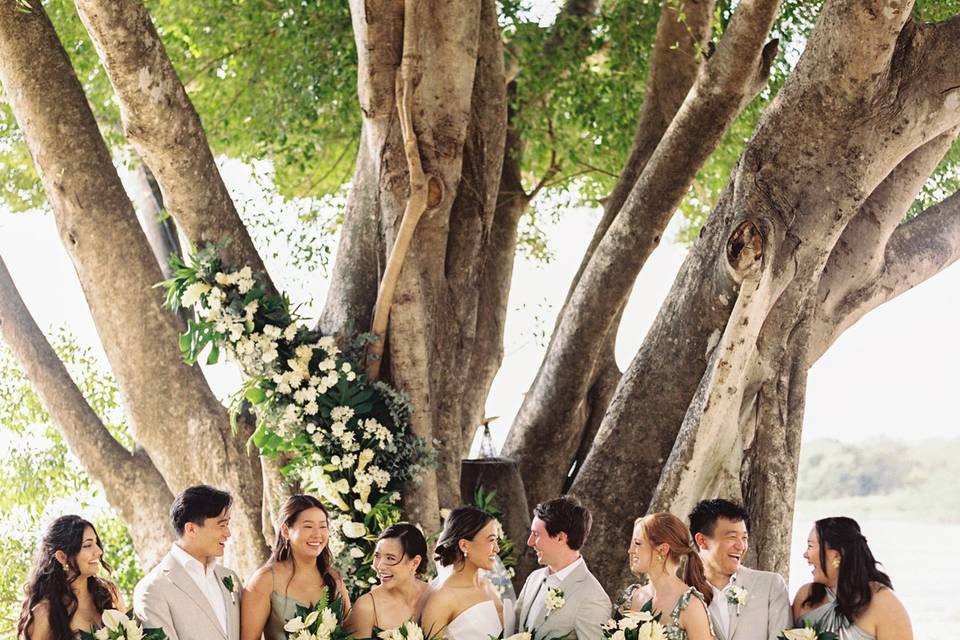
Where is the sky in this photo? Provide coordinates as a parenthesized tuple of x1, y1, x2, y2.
(1, 156, 958, 456)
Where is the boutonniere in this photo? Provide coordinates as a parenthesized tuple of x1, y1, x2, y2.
(222, 575, 239, 604)
(545, 587, 565, 616)
(725, 585, 748, 615)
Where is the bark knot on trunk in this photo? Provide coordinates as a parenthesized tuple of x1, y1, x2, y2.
(726, 219, 764, 280)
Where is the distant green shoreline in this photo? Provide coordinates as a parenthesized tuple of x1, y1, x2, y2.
(796, 437, 960, 524)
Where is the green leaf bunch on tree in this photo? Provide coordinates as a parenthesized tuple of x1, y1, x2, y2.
(0, 333, 141, 638)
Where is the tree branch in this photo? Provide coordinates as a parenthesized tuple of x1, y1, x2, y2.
(366, 0, 441, 380)
(73, 0, 272, 284)
(0, 255, 174, 567)
(505, 0, 780, 504)
(810, 129, 959, 359)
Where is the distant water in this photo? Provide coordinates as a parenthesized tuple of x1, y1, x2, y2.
(790, 503, 957, 639)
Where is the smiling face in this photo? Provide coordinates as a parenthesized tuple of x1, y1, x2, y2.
(696, 517, 748, 579)
(527, 516, 569, 567)
(628, 521, 655, 576)
(187, 507, 231, 560)
(284, 507, 329, 559)
(802, 526, 840, 586)
(72, 526, 103, 578)
(373, 537, 421, 589)
(461, 519, 500, 571)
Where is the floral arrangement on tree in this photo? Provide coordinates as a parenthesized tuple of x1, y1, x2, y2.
(80, 609, 167, 640)
(282, 592, 351, 640)
(602, 609, 667, 640)
(164, 244, 432, 594)
(777, 623, 839, 640)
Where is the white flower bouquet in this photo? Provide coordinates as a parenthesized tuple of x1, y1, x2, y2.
(777, 622, 839, 640)
(283, 593, 351, 640)
(379, 620, 442, 640)
(602, 610, 667, 640)
(79, 609, 168, 640)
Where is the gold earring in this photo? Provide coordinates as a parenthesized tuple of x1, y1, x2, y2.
(656, 553, 664, 563)
(831, 558, 840, 569)
(62, 563, 69, 572)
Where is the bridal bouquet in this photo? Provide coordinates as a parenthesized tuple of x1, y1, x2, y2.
(80, 609, 168, 640)
(379, 621, 436, 640)
(602, 610, 666, 640)
(283, 593, 351, 640)
(777, 622, 839, 640)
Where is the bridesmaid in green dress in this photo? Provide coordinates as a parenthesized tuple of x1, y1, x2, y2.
(791, 517, 912, 640)
(241, 495, 352, 640)
(621, 512, 715, 640)
(344, 523, 430, 638)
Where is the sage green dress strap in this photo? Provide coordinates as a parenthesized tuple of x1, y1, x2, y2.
(636, 586, 715, 640)
(796, 589, 875, 640)
(263, 566, 325, 640)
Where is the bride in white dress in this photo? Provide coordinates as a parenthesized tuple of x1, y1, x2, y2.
(422, 507, 505, 640)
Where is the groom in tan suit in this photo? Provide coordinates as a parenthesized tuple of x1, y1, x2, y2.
(134, 485, 242, 640)
(515, 496, 611, 640)
(688, 499, 791, 640)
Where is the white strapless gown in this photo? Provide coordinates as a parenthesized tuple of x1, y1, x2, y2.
(445, 600, 503, 640)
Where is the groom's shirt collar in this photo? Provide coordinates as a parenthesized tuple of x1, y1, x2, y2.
(548, 555, 583, 582)
(170, 542, 218, 576)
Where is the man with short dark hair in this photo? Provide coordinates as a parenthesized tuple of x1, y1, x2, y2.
(514, 496, 610, 640)
(134, 485, 241, 640)
(688, 499, 791, 640)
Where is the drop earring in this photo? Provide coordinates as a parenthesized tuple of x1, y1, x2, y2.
(831, 558, 840, 569)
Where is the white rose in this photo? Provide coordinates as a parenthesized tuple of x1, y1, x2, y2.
(346, 371, 356, 381)
(341, 521, 367, 538)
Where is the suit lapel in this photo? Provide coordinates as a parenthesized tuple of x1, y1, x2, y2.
(214, 566, 239, 640)
(725, 569, 753, 640)
(520, 569, 546, 632)
(164, 555, 227, 639)
(535, 562, 586, 634)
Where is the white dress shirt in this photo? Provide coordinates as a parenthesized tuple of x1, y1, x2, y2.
(525, 556, 584, 630)
(708, 571, 738, 639)
(170, 543, 227, 634)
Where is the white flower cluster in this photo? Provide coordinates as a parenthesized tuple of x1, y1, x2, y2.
(93, 609, 153, 640)
(378, 621, 426, 640)
(283, 606, 340, 640)
(602, 611, 666, 640)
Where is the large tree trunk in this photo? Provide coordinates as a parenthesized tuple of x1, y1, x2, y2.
(0, 257, 174, 568)
(0, 0, 267, 574)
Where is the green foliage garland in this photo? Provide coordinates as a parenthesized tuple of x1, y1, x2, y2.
(164, 244, 432, 595)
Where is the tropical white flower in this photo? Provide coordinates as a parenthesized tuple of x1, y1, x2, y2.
(121, 616, 145, 640)
(94, 628, 110, 640)
(342, 521, 367, 538)
(304, 401, 319, 416)
(781, 629, 818, 640)
(181, 282, 211, 307)
(331, 422, 346, 437)
(503, 634, 531, 640)
(101, 609, 126, 631)
(636, 621, 667, 640)
(318, 336, 336, 351)
(283, 323, 299, 341)
(262, 347, 279, 363)
(346, 371, 356, 381)
(236, 266, 255, 293)
(311, 432, 324, 447)
(340, 454, 356, 469)
(356, 448, 375, 472)
(335, 478, 350, 494)
(244, 299, 259, 322)
(341, 362, 352, 373)
(725, 585, 749, 615)
(284, 615, 307, 633)
(349, 546, 365, 559)
(609, 629, 626, 640)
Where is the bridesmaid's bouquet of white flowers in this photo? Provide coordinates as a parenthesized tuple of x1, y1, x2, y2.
(602, 610, 666, 640)
(283, 593, 351, 640)
(80, 609, 168, 640)
(379, 621, 439, 640)
(777, 622, 839, 640)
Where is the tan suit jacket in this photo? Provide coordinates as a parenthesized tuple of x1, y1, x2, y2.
(515, 561, 611, 640)
(133, 552, 241, 640)
(712, 566, 791, 640)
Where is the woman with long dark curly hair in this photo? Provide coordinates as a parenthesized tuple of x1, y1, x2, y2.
(240, 494, 351, 640)
(17, 515, 122, 639)
(792, 517, 912, 639)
